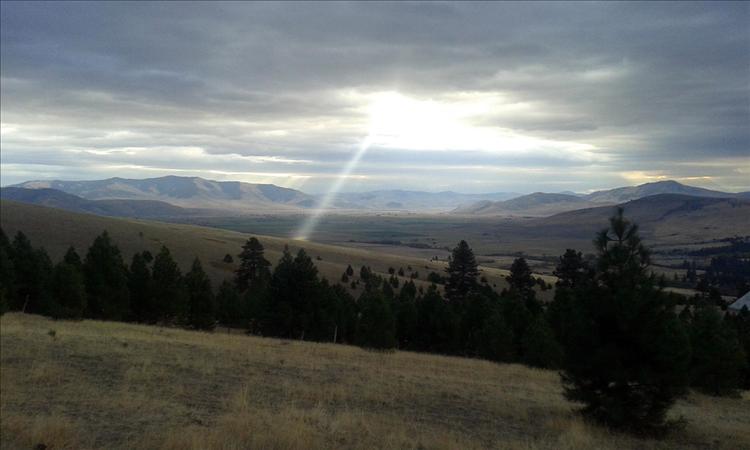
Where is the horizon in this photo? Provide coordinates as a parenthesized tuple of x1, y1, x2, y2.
(1, 2, 749, 193)
(4, 173, 748, 197)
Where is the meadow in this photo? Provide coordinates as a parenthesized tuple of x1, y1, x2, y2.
(1, 313, 748, 450)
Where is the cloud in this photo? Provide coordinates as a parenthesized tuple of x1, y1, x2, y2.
(1, 1, 747, 193)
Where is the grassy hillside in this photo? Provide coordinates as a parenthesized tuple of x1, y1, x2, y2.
(1, 313, 748, 450)
(0, 200, 533, 297)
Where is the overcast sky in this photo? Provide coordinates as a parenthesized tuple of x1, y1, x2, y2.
(1, 1, 748, 193)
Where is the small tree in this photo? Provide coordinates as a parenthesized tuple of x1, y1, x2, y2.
(444, 240, 479, 302)
(560, 208, 691, 432)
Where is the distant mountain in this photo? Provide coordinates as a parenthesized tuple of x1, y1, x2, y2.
(583, 180, 737, 203)
(453, 193, 600, 217)
(331, 190, 520, 211)
(0, 187, 212, 219)
(453, 180, 743, 217)
(13, 176, 314, 211)
(534, 194, 750, 244)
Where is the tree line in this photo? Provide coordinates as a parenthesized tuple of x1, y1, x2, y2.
(0, 208, 748, 433)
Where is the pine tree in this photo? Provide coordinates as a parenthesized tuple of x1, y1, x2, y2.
(50, 259, 86, 319)
(185, 258, 216, 330)
(507, 257, 540, 315)
(444, 240, 479, 302)
(560, 208, 691, 432)
(216, 279, 242, 329)
(83, 231, 130, 320)
(10, 231, 51, 313)
(128, 252, 154, 322)
(0, 228, 16, 313)
(521, 316, 563, 369)
(265, 247, 321, 339)
(235, 237, 270, 292)
(63, 246, 82, 268)
(356, 290, 397, 350)
(476, 308, 515, 362)
(151, 246, 187, 323)
(549, 249, 592, 342)
(688, 306, 746, 396)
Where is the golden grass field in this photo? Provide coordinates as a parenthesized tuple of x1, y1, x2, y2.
(1, 313, 748, 450)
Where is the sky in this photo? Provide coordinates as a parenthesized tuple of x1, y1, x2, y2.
(1, 1, 748, 194)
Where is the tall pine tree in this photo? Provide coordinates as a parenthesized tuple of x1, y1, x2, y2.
(444, 240, 479, 302)
(235, 237, 271, 292)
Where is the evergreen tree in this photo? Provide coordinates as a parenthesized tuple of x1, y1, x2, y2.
(216, 279, 242, 329)
(10, 231, 52, 313)
(63, 246, 82, 268)
(185, 258, 216, 330)
(265, 247, 321, 339)
(415, 285, 459, 354)
(356, 290, 397, 350)
(476, 308, 515, 362)
(549, 249, 592, 342)
(521, 316, 563, 369)
(346, 264, 354, 277)
(151, 246, 187, 323)
(507, 257, 540, 315)
(83, 231, 130, 320)
(128, 252, 154, 322)
(688, 306, 746, 396)
(560, 208, 691, 432)
(50, 259, 86, 319)
(235, 237, 270, 292)
(444, 240, 479, 302)
(395, 282, 419, 349)
(0, 228, 15, 313)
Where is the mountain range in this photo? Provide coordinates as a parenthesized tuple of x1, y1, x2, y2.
(13, 176, 314, 212)
(453, 181, 749, 217)
(7, 176, 749, 217)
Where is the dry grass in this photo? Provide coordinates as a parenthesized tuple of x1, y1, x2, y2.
(1, 313, 748, 450)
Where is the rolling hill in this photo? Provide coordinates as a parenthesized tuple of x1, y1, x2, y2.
(454, 180, 743, 217)
(533, 194, 750, 245)
(453, 193, 600, 217)
(331, 190, 519, 211)
(0, 200, 522, 295)
(13, 175, 314, 212)
(0, 187, 217, 219)
(583, 180, 738, 203)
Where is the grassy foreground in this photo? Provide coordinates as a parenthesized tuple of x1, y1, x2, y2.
(1, 313, 748, 450)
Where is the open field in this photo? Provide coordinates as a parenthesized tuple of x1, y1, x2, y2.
(1, 313, 748, 450)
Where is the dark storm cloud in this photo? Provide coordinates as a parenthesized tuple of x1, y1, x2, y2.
(1, 1, 748, 192)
